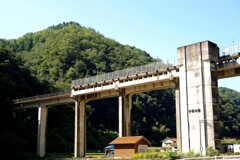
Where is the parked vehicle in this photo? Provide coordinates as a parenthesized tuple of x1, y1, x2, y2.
(104, 145, 114, 157)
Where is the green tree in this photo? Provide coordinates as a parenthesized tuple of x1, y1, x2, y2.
(219, 87, 240, 137)
(132, 89, 176, 146)
(0, 45, 47, 158)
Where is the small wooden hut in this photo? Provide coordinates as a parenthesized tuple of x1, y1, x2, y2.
(110, 136, 150, 158)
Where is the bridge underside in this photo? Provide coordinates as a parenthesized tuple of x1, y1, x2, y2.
(217, 53, 240, 79)
(218, 67, 240, 79)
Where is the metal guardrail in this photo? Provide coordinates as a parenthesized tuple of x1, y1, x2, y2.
(13, 91, 70, 104)
(220, 43, 240, 56)
(13, 62, 172, 104)
(71, 62, 172, 87)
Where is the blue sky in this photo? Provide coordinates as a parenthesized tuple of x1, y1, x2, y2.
(0, 0, 239, 92)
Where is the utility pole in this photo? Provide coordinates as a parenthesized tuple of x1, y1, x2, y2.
(232, 37, 235, 54)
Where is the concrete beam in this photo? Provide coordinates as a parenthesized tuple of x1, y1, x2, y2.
(15, 97, 74, 109)
(71, 69, 179, 97)
(217, 55, 240, 79)
(124, 80, 176, 95)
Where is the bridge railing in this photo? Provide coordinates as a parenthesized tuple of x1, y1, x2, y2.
(14, 62, 172, 103)
(71, 62, 172, 87)
(220, 43, 240, 56)
(13, 91, 70, 104)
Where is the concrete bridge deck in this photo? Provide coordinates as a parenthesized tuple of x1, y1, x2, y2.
(13, 92, 73, 109)
(13, 52, 240, 106)
(13, 62, 176, 105)
(217, 52, 240, 79)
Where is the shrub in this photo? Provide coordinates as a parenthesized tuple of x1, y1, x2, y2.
(162, 150, 178, 160)
(180, 150, 200, 158)
(131, 149, 177, 159)
(206, 146, 219, 156)
(234, 152, 240, 155)
(131, 152, 165, 159)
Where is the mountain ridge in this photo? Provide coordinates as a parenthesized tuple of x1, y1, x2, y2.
(4, 22, 155, 91)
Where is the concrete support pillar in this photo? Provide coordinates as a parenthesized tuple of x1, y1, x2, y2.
(37, 106, 48, 157)
(125, 94, 132, 136)
(175, 79, 182, 153)
(74, 98, 86, 158)
(177, 41, 220, 155)
(119, 88, 132, 137)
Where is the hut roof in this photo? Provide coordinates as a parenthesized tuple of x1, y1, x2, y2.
(110, 136, 150, 145)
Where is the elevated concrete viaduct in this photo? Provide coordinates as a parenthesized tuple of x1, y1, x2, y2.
(14, 92, 74, 157)
(13, 40, 240, 158)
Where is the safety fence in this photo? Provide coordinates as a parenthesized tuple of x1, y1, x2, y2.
(13, 91, 70, 104)
(71, 62, 172, 87)
(220, 43, 240, 56)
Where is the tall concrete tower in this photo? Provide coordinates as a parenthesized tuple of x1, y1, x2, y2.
(176, 41, 221, 155)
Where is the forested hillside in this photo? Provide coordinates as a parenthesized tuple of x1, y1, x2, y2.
(7, 22, 153, 91)
(0, 22, 239, 158)
(0, 22, 172, 157)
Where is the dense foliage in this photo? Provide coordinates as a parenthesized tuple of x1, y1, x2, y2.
(219, 87, 240, 137)
(8, 22, 153, 91)
(0, 22, 239, 158)
(0, 44, 44, 158)
(132, 90, 176, 146)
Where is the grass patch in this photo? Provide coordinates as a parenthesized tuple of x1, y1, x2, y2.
(131, 149, 177, 160)
(34, 152, 105, 159)
(86, 152, 105, 158)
